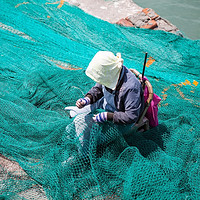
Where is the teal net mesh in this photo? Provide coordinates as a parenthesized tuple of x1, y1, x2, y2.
(0, 0, 200, 199)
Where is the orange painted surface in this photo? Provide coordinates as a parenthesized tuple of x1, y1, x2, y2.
(146, 57, 155, 67)
(57, 0, 64, 8)
(176, 88, 185, 99)
(142, 8, 159, 20)
(49, 57, 82, 70)
(56, 64, 82, 71)
(15, 2, 29, 8)
(45, 1, 64, 8)
(160, 78, 199, 108)
(193, 80, 199, 86)
(116, 19, 134, 27)
(182, 79, 191, 86)
(141, 20, 157, 29)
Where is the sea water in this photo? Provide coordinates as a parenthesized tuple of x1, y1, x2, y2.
(133, 0, 200, 40)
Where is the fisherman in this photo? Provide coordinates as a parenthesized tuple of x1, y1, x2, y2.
(67, 51, 144, 123)
(65, 51, 144, 154)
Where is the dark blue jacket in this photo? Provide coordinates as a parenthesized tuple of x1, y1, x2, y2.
(86, 66, 144, 124)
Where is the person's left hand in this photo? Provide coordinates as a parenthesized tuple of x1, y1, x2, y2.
(93, 112, 107, 123)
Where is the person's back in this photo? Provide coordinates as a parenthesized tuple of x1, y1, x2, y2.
(112, 65, 144, 124)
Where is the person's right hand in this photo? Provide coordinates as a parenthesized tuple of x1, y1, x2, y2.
(76, 97, 90, 108)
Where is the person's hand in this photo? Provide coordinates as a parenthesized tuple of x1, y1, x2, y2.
(76, 97, 90, 108)
(93, 112, 107, 123)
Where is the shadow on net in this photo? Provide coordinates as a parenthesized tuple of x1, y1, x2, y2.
(124, 123, 170, 158)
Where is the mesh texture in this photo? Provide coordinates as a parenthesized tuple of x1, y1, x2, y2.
(0, 0, 200, 199)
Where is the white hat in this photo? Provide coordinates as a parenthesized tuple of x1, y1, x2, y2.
(85, 51, 123, 90)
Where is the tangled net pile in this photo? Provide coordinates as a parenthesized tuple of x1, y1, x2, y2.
(0, 1, 200, 199)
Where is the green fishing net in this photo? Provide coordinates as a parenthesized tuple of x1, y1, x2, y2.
(0, 0, 200, 199)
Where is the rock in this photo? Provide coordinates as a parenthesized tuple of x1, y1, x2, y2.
(120, 8, 182, 36)
(116, 19, 134, 27)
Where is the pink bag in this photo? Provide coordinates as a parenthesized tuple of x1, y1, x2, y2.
(143, 77, 161, 127)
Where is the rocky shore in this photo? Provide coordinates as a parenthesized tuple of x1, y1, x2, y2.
(66, 0, 182, 36)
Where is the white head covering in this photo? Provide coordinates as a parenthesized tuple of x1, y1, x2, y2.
(85, 51, 124, 90)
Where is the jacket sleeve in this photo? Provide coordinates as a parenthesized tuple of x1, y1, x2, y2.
(85, 83, 104, 104)
(113, 88, 143, 124)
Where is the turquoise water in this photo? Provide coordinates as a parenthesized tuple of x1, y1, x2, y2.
(133, 0, 200, 40)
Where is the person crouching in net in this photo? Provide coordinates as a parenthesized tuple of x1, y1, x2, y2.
(65, 51, 144, 156)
